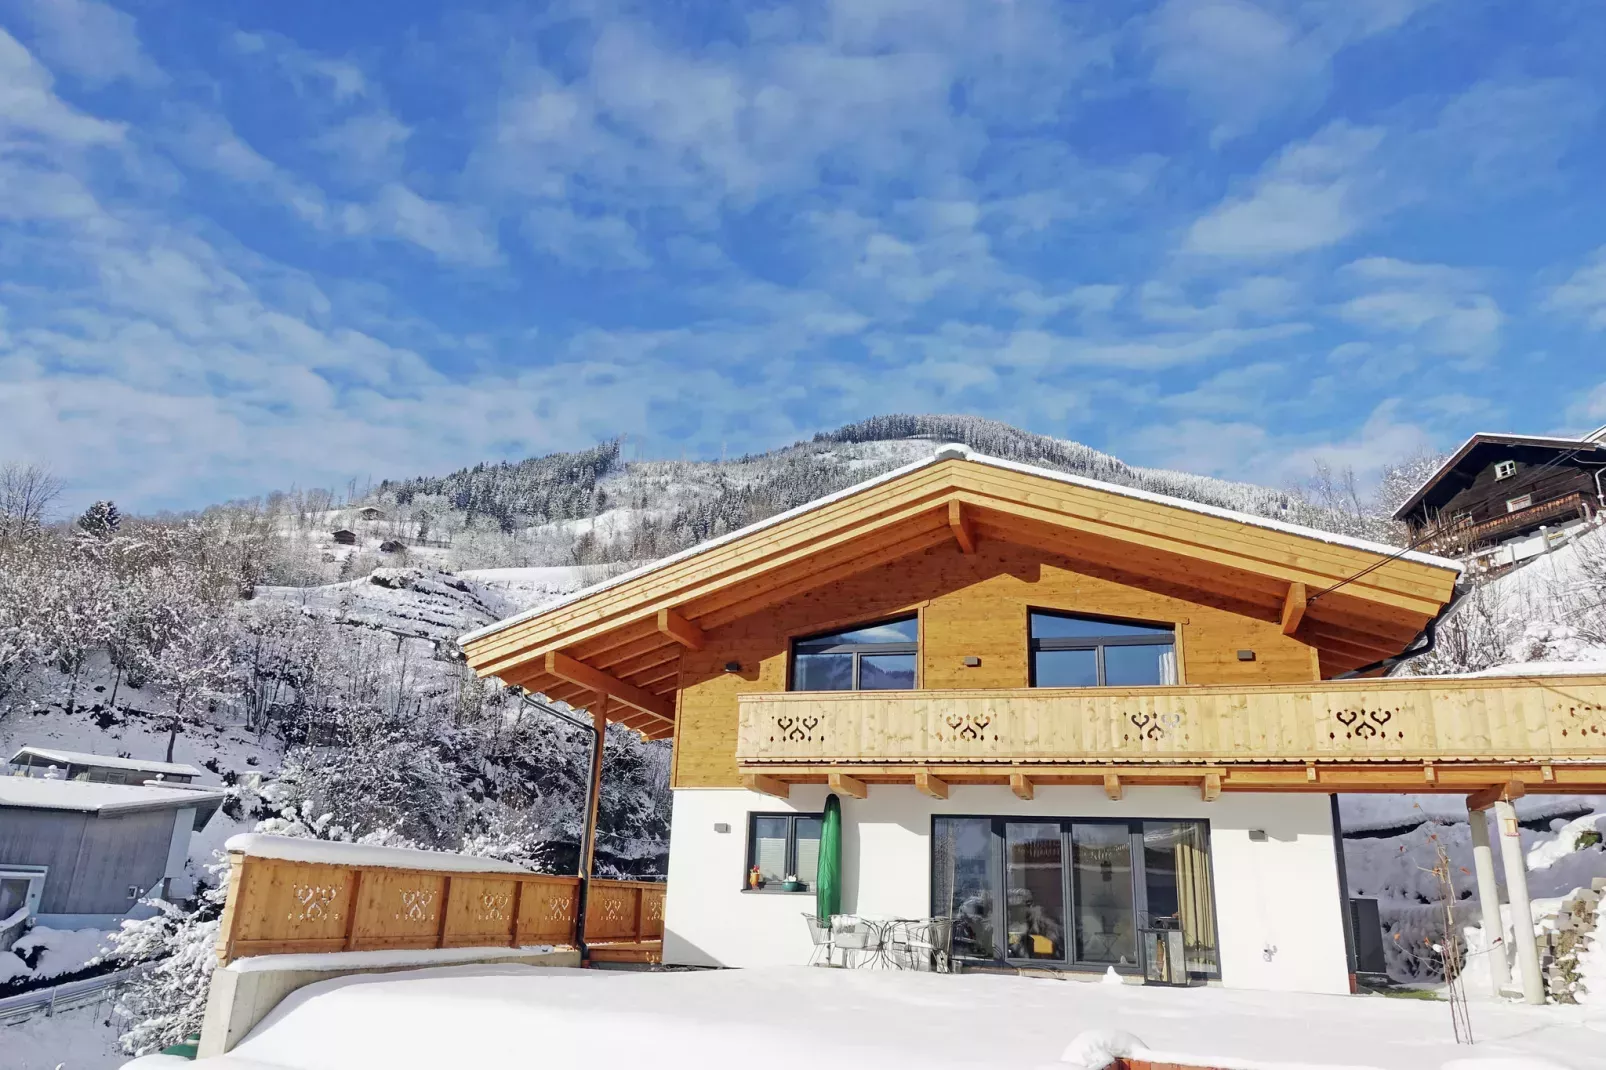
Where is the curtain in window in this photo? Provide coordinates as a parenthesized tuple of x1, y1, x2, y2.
(1158, 646, 1178, 685)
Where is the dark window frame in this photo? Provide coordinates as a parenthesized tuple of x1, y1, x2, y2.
(1028, 609, 1177, 688)
(789, 614, 919, 691)
(744, 811, 825, 893)
(929, 813, 1221, 980)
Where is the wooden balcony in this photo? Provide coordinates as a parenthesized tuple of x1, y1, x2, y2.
(735, 676, 1606, 794)
(1416, 492, 1592, 553)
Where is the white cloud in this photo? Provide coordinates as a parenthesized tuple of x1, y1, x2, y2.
(0, 28, 124, 143)
(1145, 0, 1439, 142)
(3, 0, 158, 86)
(524, 206, 649, 270)
(1545, 246, 1606, 330)
(1183, 123, 1383, 257)
(315, 112, 412, 180)
(341, 185, 502, 269)
(1337, 257, 1502, 363)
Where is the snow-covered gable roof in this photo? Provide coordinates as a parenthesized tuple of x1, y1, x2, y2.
(9, 746, 203, 779)
(0, 777, 225, 823)
(462, 444, 1460, 647)
(1392, 432, 1606, 520)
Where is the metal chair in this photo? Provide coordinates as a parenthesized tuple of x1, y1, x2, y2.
(803, 913, 834, 967)
(830, 916, 881, 968)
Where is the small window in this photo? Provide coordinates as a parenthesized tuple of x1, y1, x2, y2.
(1507, 494, 1533, 513)
(1494, 460, 1517, 480)
(791, 615, 917, 691)
(746, 812, 823, 891)
(1030, 611, 1177, 687)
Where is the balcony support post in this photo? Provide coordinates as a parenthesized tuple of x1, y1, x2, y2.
(1103, 773, 1122, 801)
(1467, 807, 1513, 997)
(1493, 797, 1545, 1004)
(1010, 772, 1034, 801)
(915, 770, 948, 799)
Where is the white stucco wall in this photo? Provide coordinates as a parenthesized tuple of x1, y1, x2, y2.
(663, 784, 1350, 994)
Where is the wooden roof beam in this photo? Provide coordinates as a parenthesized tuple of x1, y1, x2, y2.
(1281, 582, 1308, 636)
(948, 500, 976, 554)
(656, 608, 706, 651)
(543, 651, 674, 724)
(1467, 780, 1526, 812)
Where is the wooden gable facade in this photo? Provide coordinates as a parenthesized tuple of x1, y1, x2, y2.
(461, 450, 1480, 791)
(1394, 434, 1606, 553)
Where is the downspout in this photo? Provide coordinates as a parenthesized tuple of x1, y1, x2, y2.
(520, 692, 600, 965)
(1332, 583, 1468, 680)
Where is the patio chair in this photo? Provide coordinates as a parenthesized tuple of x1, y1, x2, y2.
(830, 916, 882, 968)
(803, 913, 834, 967)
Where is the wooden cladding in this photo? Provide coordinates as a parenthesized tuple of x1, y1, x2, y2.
(585, 878, 667, 944)
(734, 675, 1606, 768)
(214, 851, 665, 965)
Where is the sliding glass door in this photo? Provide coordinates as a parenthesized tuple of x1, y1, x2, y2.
(932, 816, 1219, 980)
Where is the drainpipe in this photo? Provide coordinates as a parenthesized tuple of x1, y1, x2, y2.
(1332, 583, 1468, 680)
(520, 692, 602, 965)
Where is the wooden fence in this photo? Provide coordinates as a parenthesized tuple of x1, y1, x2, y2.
(215, 846, 665, 966)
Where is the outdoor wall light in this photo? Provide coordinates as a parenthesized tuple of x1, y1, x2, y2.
(713, 823, 731, 834)
(1248, 829, 1268, 842)
(1236, 650, 1256, 661)
(724, 661, 742, 672)
(963, 656, 981, 667)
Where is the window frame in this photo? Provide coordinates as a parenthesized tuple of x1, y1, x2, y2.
(1027, 609, 1177, 688)
(1494, 459, 1517, 481)
(789, 614, 919, 691)
(929, 814, 1220, 980)
(1506, 494, 1533, 513)
(744, 811, 825, 893)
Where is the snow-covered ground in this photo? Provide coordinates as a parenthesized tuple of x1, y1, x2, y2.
(1, 927, 112, 987)
(6, 999, 127, 1070)
(123, 963, 1606, 1070)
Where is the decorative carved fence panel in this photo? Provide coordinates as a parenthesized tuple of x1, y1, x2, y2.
(216, 847, 667, 965)
(584, 879, 667, 944)
(736, 675, 1606, 767)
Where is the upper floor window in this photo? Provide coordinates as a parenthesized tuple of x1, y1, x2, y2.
(791, 615, 917, 691)
(1494, 459, 1517, 481)
(1029, 611, 1177, 688)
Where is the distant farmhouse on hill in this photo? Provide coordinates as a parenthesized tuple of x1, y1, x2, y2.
(1395, 427, 1606, 573)
(331, 528, 358, 545)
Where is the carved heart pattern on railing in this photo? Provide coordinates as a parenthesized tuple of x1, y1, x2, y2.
(771, 714, 823, 744)
(938, 712, 994, 743)
(1330, 708, 1404, 742)
(1123, 711, 1185, 744)
(288, 884, 341, 924)
(395, 888, 437, 923)
(476, 892, 512, 923)
(645, 896, 664, 923)
(1561, 704, 1606, 738)
(544, 893, 575, 922)
(600, 894, 629, 922)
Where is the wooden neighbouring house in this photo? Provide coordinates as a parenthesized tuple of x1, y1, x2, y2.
(8, 745, 202, 785)
(358, 506, 387, 521)
(459, 445, 1606, 999)
(378, 539, 406, 553)
(1394, 430, 1606, 571)
(331, 528, 358, 545)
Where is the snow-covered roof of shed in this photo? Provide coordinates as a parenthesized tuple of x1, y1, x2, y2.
(9, 746, 203, 779)
(0, 776, 225, 818)
(225, 833, 534, 874)
(1391, 432, 1606, 520)
(460, 444, 1462, 647)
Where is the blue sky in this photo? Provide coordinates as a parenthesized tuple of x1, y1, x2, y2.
(3, 0, 1605, 511)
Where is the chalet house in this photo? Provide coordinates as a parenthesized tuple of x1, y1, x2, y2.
(1394, 430, 1606, 571)
(378, 539, 406, 554)
(8, 746, 202, 785)
(0, 776, 225, 929)
(460, 446, 1606, 1000)
(331, 528, 358, 545)
(358, 506, 387, 521)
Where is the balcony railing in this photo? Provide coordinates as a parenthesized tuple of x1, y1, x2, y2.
(1416, 492, 1592, 553)
(734, 676, 1606, 768)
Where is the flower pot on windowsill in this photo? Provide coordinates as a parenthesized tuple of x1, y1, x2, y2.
(781, 880, 804, 893)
